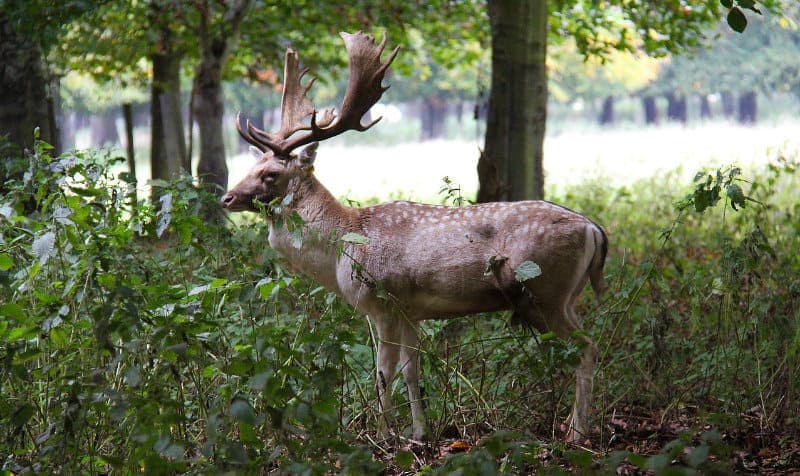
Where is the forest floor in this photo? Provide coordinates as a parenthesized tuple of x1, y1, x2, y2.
(372, 407, 800, 474)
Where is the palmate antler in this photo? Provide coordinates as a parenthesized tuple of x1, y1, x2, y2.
(238, 32, 399, 157)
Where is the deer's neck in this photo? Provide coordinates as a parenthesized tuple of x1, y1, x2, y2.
(267, 174, 357, 292)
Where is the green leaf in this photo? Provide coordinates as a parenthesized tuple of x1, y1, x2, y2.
(0, 253, 14, 271)
(540, 331, 557, 342)
(701, 429, 722, 444)
(566, 450, 593, 469)
(396, 451, 414, 470)
(687, 445, 710, 468)
(32, 231, 56, 265)
(628, 453, 647, 469)
(290, 228, 303, 249)
(225, 358, 253, 376)
(607, 451, 630, 468)
(68, 185, 103, 197)
(726, 184, 746, 210)
(646, 453, 669, 471)
(188, 284, 210, 296)
(514, 261, 542, 282)
(125, 366, 141, 387)
(720, 0, 733, 7)
(0, 303, 26, 322)
(12, 403, 34, 429)
(249, 371, 271, 390)
(279, 192, 294, 208)
(727, 7, 748, 33)
(8, 325, 38, 341)
(738, 0, 760, 12)
(341, 232, 369, 245)
(230, 398, 256, 425)
(49, 327, 68, 348)
(257, 278, 276, 300)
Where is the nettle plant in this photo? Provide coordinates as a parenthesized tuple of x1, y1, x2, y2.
(0, 138, 384, 473)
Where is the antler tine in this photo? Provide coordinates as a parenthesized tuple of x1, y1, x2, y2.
(236, 111, 270, 153)
(236, 32, 397, 157)
(272, 48, 316, 140)
(278, 31, 399, 154)
(247, 119, 284, 154)
(375, 35, 400, 84)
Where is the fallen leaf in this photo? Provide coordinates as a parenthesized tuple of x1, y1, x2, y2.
(450, 440, 471, 452)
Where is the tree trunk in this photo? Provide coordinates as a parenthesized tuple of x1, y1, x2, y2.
(122, 104, 136, 179)
(737, 91, 757, 124)
(193, 44, 228, 197)
(90, 107, 120, 147)
(420, 94, 447, 140)
(721, 91, 736, 118)
(60, 112, 76, 151)
(477, 0, 547, 202)
(0, 13, 55, 155)
(665, 92, 687, 124)
(47, 80, 61, 153)
(122, 103, 137, 209)
(599, 96, 615, 125)
(191, 0, 251, 221)
(699, 94, 712, 119)
(642, 96, 658, 124)
(150, 27, 188, 193)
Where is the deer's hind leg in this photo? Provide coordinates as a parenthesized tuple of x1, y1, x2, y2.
(513, 287, 597, 443)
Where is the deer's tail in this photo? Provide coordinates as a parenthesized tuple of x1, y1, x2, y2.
(588, 222, 608, 301)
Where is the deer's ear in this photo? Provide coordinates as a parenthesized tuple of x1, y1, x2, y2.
(249, 146, 264, 161)
(298, 142, 318, 168)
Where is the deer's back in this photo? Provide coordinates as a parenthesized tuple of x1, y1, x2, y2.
(343, 200, 597, 319)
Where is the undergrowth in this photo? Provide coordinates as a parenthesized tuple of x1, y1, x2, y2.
(1, 138, 798, 474)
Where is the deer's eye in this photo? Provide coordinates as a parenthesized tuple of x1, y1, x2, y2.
(263, 172, 279, 182)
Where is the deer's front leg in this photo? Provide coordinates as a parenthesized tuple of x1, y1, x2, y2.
(373, 316, 400, 438)
(400, 319, 427, 440)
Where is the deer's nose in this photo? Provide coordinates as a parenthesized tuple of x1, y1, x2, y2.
(220, 193, 235, 208)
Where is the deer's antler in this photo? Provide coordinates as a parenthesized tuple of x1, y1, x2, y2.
(238, 31, 399, 157)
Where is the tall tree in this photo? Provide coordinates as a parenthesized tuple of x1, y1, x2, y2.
(0, 12, 55, 154)
(1, 0, 99, 197)
(191, 0, 252, 202)
(475, 0, 783, 202)
(149, 1, 189, 189)
(477, 0, 547, 202)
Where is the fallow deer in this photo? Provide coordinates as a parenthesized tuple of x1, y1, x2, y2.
(221, 32, 608, 443)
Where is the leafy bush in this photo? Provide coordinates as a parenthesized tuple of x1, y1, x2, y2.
(0, 140, 381, 473)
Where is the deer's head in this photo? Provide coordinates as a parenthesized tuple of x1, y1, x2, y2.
(221, 32, 398, 212)
(220, 143, 318, 212)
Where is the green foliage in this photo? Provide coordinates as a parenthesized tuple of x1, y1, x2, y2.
(0, 141, 376, 473)
(514, 261, 543, 282)
(650, 2, 800, 98)
(556, 151, 800, 473)
(2, 140, 798, 473)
